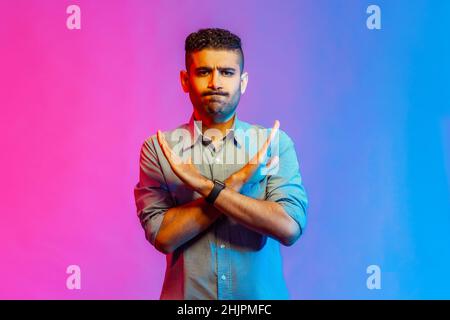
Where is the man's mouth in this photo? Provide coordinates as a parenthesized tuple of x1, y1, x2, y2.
(203, 92, 227, 96)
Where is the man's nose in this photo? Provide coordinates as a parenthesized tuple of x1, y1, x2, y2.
(208, 69, 222, 89)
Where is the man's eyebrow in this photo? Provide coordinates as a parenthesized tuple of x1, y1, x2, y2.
(218, 67, 237, 72)
(194, 66, 237, 72)
(195, 66, 212, 71)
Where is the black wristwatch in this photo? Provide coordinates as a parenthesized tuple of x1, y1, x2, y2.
(205, 179, 226, 204)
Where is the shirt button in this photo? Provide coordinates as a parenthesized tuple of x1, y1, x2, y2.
(221, 275, 227, 281)
(220, 244, 225, 249)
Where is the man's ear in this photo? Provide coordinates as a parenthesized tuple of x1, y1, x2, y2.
(180, 70, 190, 93)
(240, 72, 249, 94)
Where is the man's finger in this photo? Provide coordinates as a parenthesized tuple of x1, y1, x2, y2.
(157, 130, 186, 165)
(254, 120, 280, 164)
(266, 155, 279, 169)
(157, 130, 170, 158)
(263, 155, 280, 176)
(158, 130, 176, 161)
(266, 120, 280, 147)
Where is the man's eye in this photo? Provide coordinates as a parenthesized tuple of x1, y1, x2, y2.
(198, 71, 209, 76)
(222, 71, 234, 76)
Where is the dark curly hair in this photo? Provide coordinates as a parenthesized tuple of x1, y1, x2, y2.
(185, 28, 244, 73)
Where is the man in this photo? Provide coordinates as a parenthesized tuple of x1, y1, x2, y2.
(134, 28, 308, 300)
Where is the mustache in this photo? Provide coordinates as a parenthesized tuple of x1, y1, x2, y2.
(202, 91, 228, 97)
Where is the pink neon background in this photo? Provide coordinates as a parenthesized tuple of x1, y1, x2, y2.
(0, 0, 315, 299)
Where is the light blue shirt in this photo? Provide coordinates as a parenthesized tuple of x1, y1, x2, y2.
(134, 114, 308, 299)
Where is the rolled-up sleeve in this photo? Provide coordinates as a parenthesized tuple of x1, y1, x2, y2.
(265, 130, 308, 234)
(134, 137, 174, 246)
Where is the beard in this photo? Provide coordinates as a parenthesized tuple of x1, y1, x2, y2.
(191, 90, 241, 123)
(205, 96, 228, 113)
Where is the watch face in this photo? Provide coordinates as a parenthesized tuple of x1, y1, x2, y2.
(215, 180, 225, 187)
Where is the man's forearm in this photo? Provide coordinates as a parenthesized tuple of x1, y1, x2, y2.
(154, 176, 244, 254)
(211, 182, 301, 246)
(154, 197, 221, 254)
(154, 176, 300, 254)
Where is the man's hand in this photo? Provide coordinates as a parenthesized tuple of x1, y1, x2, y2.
(157, 120, 280, 197)
(157, 130, 213, 197)
(227, 120, 280, 192)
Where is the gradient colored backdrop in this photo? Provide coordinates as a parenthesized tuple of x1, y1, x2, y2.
(1, 0, 449, 299)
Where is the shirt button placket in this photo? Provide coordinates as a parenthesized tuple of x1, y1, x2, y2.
(217, 224, 231, 299)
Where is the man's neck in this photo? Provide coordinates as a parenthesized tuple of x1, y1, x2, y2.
(194, 113, 236, 141)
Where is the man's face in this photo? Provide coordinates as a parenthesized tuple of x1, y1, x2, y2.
(181, 49, 248, 124)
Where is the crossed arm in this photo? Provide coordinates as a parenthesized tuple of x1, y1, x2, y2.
(137, 121, 304, 254)
(154, 175, 301, 254)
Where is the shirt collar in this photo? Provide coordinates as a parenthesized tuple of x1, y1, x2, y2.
(182, 113, 244, 152)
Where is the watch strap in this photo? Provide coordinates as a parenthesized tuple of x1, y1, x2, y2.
(205, 179, 226, 204)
